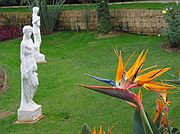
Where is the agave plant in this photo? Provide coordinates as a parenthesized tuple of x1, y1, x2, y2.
(79, 49, 176, 134)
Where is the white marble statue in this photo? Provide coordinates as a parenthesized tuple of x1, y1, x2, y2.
(32, 6, 46, 63)
(17, 25, 42, 123)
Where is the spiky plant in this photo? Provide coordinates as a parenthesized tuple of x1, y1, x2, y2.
(21, 0, 65, 34)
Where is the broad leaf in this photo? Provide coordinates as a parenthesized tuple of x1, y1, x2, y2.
(133, 109, 146, 134)
(172, 128, 180, 134)
(166, 114, 173, 134)
(155, 113, 163, 129)
(159, 126, 165, 134)
(133, 109, 161, 134)
(145, 111, 161, 134)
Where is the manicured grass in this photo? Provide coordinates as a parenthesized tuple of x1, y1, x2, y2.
(0, 7, 30, 12)
(0, 32, 179, 134)
(0, 3, 177, 12)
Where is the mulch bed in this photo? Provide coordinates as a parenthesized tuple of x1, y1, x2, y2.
(96, 31, 122, 39)
(161, 43, 180, 53)
(0, 68, 11, 119)
(0, 68, 8, 96)
(0, 111, 14, 119)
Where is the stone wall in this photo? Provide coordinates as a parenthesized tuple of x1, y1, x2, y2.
(0, 12, 31, 26)
(58, 9, 166, 35)
(0, 9, 166, 35)
(111, 9, 166, 35)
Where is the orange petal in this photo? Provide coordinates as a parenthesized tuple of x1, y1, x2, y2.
(92, 128, 97, 134)
(116, 51, 124, 83)
(157, 100, 163, 112)
(124, 52, 135, 70)
(139, 65, 157, 74)
(99, 126, 103, 134)
(126, 50, 147, 81)
(143, 83, 175, 91)
(153, 99, 163, 123)
(161, 115, 166, 125)
(126, 51, 144, 80)
(137, 50, 148, 74)
(153, 112, 160, 124)
(138, 89, 142, 102)
(135, 68, 171, 85)
(114, 48, 119, 59)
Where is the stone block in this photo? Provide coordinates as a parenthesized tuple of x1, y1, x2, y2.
(17, 106, 42, 123)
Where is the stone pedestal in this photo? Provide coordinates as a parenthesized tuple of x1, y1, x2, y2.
(16, 106, 43, 124)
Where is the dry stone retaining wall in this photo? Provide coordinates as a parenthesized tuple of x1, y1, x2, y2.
(0, 9, 166, 35)
(0, 12, 31, 26)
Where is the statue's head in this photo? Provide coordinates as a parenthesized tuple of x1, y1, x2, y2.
(33, 6, 39, 14)
(23, 25, 33, 38)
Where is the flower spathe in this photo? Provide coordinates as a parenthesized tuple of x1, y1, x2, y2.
(79, 50, 175, 110)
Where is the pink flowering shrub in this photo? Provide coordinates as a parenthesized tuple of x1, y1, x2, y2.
(0, 25, 22, 41)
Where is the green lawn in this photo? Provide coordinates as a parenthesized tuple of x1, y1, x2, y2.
(0, 32, 179, 134)
(0, 3, 176, 12)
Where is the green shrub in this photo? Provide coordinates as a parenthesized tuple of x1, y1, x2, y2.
(163, 4, 180, 48)
(96, 0, 112, 34)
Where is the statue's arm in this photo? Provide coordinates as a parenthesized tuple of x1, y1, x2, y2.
(21, 43, 27, 79)
(32, 16, 40, 24)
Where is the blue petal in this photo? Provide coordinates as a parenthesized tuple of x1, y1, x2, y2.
(167, 73, 179, 80)
(85, 73, 116, 86)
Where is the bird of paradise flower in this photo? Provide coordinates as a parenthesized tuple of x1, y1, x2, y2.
(79, 49, 175, 134)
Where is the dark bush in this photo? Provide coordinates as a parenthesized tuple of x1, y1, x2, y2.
(0, 0, 21, 6)
(96, 0, 112, 34)
(163, 4, 180, 48)
(0, 25, 22, 41)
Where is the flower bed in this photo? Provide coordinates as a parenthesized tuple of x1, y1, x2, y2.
(0, 25, 22, 41)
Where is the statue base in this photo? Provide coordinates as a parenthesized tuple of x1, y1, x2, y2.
(16, 106, 43, 124)
(36, 53, 46, 63)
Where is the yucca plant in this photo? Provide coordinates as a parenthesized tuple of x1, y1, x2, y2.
(21, 0, 65, 34)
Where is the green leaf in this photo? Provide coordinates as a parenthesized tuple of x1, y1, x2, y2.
(145, 111, 161, 134)
(133, 109, 146, 134)
(80, 123, 92, 134)
(166, 114, 173, 134)
(159, 126, 165, 134)
(154, 113, 163, 129)
(133, 109, 161, 134)
(172, 128, 180, 134)
(140, 109, 154, 134)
